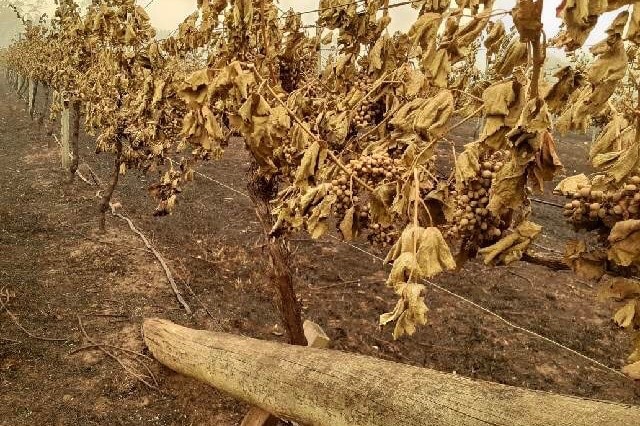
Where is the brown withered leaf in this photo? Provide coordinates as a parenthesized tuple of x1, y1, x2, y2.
(448, 10, 491, 63)
(294, 141, 327, 190)
(339, 207, 356, 241)
(594, 142, 640, 183)
(598, 276, 640, 302)
(178, 68, 212, 104)
(564, 240, 606, 281)
(622, 359, 640, 380)
(487, 159, 528, 215)
(544, 66, 586, 114)
(306, 192, 337, 239)
(626, 4, 640, 44)
(413, 89, 454, 139)
(589, 114, 630, 162)
(495, 37, 528, 77)
(530, 131, 563, 192)
(422, 46, 450, 88)
(613, 300, 639, 329)
(455, 142, 481, 187)
(608, 220, 640, 267)
(370, 184, 396, 226)
(554, 174, 590, 196)
(484, 21, 506, 55)
(379, 282, 428, 339)
(512, 0, 542, 42)
(385, 226, 456, 279)
(479, 221, 542, 265)
(407, 12, 441, 50)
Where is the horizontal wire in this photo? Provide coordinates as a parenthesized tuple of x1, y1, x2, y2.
(197, 170, 627, 381)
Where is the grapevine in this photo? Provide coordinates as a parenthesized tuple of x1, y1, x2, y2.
(4, 0, 640, 378)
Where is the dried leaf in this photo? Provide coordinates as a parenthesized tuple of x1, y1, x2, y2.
(478, 221, 542, 265)
(608, 220, 640, 267)
(598, 276, 640, 302)
(613, 300, 638, 329)
(339, 207, 356, 241)
(554, 174, 590, 196)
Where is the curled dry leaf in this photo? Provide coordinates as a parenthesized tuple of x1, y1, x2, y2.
(608, 219, 640, 267)
(564, 240, 606, 281)
(379, 282, 428, 339)
(554, 174, 590, 196)
(381, 226, 455, 338)
(613, 300, 640, 329)
(598, 276, 640, 302)
(478, 221, 542, 265)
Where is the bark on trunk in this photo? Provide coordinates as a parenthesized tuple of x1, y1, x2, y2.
(60, 100, 81, 181)
(143, 318, 640, 426)
(98, 141, 122, 233)
(61, 102, 72, 168)
(28, 79, 37, 119)
(39, 84, 50, 127)
(247, 165, 306, 346)
(69, 100, 80, 181)
(18, 75, 27, 98)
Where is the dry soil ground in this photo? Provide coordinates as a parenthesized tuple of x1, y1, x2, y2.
(1, 77, 640, 425)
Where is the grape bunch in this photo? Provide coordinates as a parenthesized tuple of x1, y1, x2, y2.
(368, 223, 398, 248)
(353, 76, 384, 131)
(279, 58, 301, 93)
(278, 54, 316, 93)
(447, 151, 508, 243)
(329, 152, 406, 245)
(562, 176, 640, 227)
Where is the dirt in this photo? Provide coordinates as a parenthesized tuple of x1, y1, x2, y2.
(1, 76, 640, 425)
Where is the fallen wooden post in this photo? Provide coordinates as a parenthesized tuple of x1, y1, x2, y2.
(143, 318, 640, 426)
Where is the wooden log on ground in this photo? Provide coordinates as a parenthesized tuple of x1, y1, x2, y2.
(143, 318, 640, 426)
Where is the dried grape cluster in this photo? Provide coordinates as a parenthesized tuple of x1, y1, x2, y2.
(329, 152, 405, 247)
(278, 55, 315, 93)
(562, 176, 640, 227)
(353, 76, 384, 131)
(448, 151, 508, 243)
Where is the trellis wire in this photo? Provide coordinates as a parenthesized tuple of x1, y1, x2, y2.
(192, 169, 629, 381)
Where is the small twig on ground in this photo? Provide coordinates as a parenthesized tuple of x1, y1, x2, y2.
(173, 261, 217, 322)
(76, 315, 159, 390)
(0, 289, 67, 342)
(308, 280, 360, 291)
(530, 197, 564, 209)
(531, 242, 563, 255)
(88, 312, 129, 318)
(508, 270, 535, 286)
(109, 204, 192, 315)
(69, 342, 154, 362)
(76, 169, 94, 186)
(81, 163, 103, 187)
(0, 336, 21, 344)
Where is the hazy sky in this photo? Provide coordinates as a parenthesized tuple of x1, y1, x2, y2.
(7, 0, 619, 47)
(140, 0, 616, 47)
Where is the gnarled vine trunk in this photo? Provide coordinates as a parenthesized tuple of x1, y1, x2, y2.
(27, 79, 37, 119)
(98, 140, 122, 233)
(60, 100, 81, 182)
(247, 163, 307, 346)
